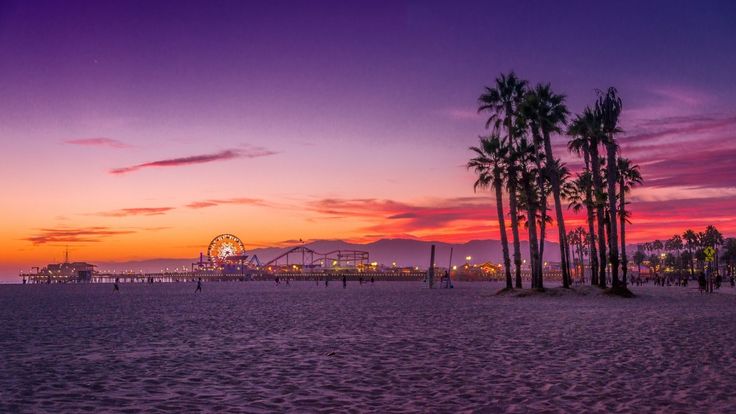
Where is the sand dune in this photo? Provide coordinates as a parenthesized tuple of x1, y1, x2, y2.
(1, 282, 734, 413)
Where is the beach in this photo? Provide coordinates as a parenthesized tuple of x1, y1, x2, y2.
(1, 281, 735, 413)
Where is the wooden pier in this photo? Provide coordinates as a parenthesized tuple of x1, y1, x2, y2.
(20, 271, 428, 284)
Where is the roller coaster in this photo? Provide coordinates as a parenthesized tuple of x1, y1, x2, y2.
(264, 245, 370, 270)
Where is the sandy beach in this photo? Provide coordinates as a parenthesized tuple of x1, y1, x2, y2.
(1, 281, 735, 413)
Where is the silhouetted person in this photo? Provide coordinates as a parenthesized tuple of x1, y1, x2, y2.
(195, 277, 202, 293)
(286, 277, 290, 287)
(715, 274, 722, 290)
(22, 277, 26, 285)
(359, 276, 363, 285)
(275, 276, 280, 285)
(371, 276, 375, 285)
(698, 272, 706, 293)
(342, 274, 347, 289)
(113, 277, 120, 292)
(325, 277, 329, 287)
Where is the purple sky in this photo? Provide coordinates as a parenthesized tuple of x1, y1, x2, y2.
(1, 0, 735, 274)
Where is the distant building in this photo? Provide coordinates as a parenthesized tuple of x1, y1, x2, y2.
(39, 262, 96, 283)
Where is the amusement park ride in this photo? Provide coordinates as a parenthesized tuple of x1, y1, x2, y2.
(197, 234, 370, 273)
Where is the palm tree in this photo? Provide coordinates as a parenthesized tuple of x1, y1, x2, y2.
(633, 249, 646, 280)
(571, 107, 608, 288)
(516, 137, 543, 289)
(468, 134, 513, 289)
(523, 84, 571, 287)
(683, 229, 699, 277)
(702, 225, 724, 271)
(568, 117, 599, 285)
(616, 157, 642, 286)
(479, 72, 528, 288)
(722, 238, 736, 278)
(596, 87, 624, 287)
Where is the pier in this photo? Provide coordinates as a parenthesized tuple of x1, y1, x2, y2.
(20, 271, 428, 284)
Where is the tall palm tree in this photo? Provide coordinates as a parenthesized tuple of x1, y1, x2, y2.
(468, 134, 513, 289)
(568, 117, 599, 285)
(596, 87, 624, 287)
(683, 229, 699, 277)
(517, 137, 543, 289)
(570, 107, 607, 288)
(617, 157, 642, 286)
(479, 72, 528, 288)
(523, 84, 571, 287)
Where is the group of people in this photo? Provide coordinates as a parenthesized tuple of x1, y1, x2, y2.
(112, 277, 203, 293)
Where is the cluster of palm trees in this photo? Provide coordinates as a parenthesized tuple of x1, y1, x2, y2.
(468, 71, 642, 291)
(633, 226, 736, 278)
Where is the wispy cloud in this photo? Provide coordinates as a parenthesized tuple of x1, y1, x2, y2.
(186, 197, 267, 209)
(96, 207, 175, 217)
(110, 146, 277, 175)
(309, 197, 497, 241)
(25, 227, 135, 245)
(65, 137, 130, 148)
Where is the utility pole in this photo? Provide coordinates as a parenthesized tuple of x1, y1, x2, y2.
(428, 244, 436, 288)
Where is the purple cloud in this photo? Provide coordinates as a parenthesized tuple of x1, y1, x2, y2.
(110, 147, 277, 175)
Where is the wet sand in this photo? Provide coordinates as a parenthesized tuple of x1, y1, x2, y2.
(1, 281, 735, 413)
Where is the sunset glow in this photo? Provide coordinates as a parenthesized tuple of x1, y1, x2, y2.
(1, 1, 735, 278)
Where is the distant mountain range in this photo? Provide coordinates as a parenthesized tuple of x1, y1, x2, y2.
(93, 238, 563, 272)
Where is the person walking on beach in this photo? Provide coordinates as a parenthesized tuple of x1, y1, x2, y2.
(286, 277, 290, 287)
(195, 277, 202, 293)
(325, 276, 329, 287)
(113, 277, 120, 292)
(342, 274, 347, 289)
(371, 276, 375, 285)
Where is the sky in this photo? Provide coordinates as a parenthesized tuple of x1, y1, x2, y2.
(1, 0, 735, 277)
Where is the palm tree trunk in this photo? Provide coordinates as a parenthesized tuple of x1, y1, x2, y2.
(495, 178, 513, 289)
(590, 141, 607, 288)
(523, 178, 542, 289)
(538, 192, 548, 280)
(606, 141, 620, 287)
(532, 129, 547, 284)
(619, 179, 628, 286)
(582, 147, 598, 285)
(508, 178, 523, 289)
(543, 131, 570, 288)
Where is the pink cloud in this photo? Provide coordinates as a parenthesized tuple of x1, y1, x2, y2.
(25, 227, 135, 245)
(109, 147, 277, 175)
(64, 137, 130, 148)
(186, 198, 267, 209)
(96, 207, 175, 217)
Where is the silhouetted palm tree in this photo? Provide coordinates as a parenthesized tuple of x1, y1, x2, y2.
(468, 134, 513, 289)
(617, 157, 642, 285)
(596, 87, 624, 287)
(479, 72, 528, 288)
(683, 229, 699, 277)
(516, 137, 543, 288)
(522, 84, 571, 287)
(569, 107, 607, 287)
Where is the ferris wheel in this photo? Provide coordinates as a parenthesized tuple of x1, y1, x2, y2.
(207, 234, 246, 266)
